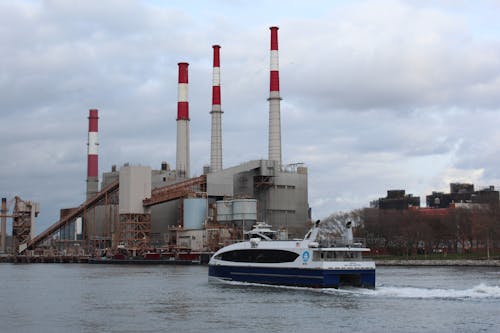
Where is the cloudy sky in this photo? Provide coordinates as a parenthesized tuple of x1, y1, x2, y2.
(2, 0, 500, 233)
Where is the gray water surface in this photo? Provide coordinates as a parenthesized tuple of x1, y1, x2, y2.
(1, 264, 499, 333)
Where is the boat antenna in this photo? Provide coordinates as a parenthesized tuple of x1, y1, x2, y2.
(345, 220, 353, 245)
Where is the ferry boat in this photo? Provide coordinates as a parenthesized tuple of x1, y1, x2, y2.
(208, 220, 375, 288)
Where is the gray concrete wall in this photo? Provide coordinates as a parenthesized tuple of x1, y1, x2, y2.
(150, 200, 180, 246)
(119, 165, 151, 214)
(262, 170, 309, 238)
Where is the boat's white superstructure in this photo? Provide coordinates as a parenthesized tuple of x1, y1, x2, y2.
(208, 220, 376, 288)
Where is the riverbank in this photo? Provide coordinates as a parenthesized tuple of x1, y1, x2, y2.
(2, 254, 500, 267)
(0, 254, 211, 264)
(375, 259, 500, 267)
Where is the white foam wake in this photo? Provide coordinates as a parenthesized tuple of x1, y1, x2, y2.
(329, 283, 500, 299)
(212, 279, 500, 299)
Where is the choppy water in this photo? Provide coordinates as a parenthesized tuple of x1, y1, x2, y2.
(0, 264, 499, 333)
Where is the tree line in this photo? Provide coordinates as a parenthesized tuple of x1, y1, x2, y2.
(322, 204, 500, 259)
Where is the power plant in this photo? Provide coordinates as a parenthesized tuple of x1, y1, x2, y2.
(0, 26, 311, 260)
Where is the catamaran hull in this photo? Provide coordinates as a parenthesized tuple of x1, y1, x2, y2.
(209, 265, 375, 288)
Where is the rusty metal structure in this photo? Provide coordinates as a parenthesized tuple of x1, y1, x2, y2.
(12, 197, 40, 254)
(143, 175, 206, 207)
(117, 213, 151, 255)
(23, 175, 207, 256)
(1, 198, 7, 253)
(27, 180, 119, 255)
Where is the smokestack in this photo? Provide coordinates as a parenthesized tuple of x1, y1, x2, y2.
(86, 109, 99, 199)
(176, 62, 190, 178)
(210, 45, 223, 173)
(1, 198, 6, 253)
(268, 26, 282, 166)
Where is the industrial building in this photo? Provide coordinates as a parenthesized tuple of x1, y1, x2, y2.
(1, 26, 310, 257)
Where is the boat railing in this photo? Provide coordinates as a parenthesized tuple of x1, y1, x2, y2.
(318, 237, 366, 248)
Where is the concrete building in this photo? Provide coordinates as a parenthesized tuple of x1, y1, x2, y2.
(91, 159, 309, 249)
(207, 160, 309, 238)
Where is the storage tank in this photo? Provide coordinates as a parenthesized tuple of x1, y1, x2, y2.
(216, 200, 233, 222)
(232, 199, 257, 222)
(183, 198, 208, 230)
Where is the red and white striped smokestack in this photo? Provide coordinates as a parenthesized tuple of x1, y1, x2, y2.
(86, 109, 99, 199)
(176, 62, 190, 178)
(268, 26, 282, 166)
(210, 45, 223, 173)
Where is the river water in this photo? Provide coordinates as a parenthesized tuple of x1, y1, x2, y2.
(0, 264, 499, 333)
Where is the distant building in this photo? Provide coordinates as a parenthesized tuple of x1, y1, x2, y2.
(371, 189, 420, 210)
(426, 183, 499, 208)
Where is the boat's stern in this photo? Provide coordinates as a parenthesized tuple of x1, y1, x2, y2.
(318, 260, 376, 288)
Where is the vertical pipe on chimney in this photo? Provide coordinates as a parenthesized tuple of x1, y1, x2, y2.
(210, 45, 223, 173)
(1, 198, 6, 253)
(268, 26, 282, 167)
(176, 62, 190, 178)
(86, 109, 99, 199)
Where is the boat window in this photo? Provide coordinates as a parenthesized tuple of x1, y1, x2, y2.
(216, 249, 299, 263)
(311, 251, 362, 261)
(313, 251, 337, 261)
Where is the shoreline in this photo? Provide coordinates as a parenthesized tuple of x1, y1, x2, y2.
(2, 255, 500, 267)
(375, 259, 500, 267)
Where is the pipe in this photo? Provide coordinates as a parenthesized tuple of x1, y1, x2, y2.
(1, 198, 6, 253)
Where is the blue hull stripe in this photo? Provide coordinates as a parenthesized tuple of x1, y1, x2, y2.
(209, 265, 376, 288)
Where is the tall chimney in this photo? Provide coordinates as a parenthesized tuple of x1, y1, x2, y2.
(86, 109, 99, 199)
(1, 198, 6, 253)
(176, 62, 190, 178)
(210, 45, 223, 173)
(268, 26, 282, 166)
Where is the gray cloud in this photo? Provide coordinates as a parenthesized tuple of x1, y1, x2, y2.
(281, 2, 500, 110)
(2, 0, 500, 233)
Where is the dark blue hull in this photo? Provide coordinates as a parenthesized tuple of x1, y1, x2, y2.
(209, 265, 375, 288)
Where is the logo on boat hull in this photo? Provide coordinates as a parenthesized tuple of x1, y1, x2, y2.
(302, 251, 310, 263)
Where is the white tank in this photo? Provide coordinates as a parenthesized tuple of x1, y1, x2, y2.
(183, 198, 207, 230)
(232, 199, 257, 221)
(216, 200, 233, 222)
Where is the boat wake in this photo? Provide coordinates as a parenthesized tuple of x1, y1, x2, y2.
(327, 283, 500, 299)
(212, 278, 500, 300)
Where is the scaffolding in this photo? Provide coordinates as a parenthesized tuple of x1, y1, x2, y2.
(117, 213, 151, 255)
(12, 196, 39, 254)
